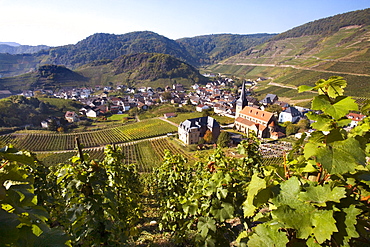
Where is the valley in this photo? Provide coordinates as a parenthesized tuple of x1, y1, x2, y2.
(0, 8, 370, 247)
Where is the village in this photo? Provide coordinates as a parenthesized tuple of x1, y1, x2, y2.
(12, 75, 361, 160)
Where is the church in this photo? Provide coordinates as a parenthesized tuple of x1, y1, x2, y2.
(234, 81, 279, 138)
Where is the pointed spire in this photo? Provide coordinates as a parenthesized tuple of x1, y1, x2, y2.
(236, 81, 248, 108)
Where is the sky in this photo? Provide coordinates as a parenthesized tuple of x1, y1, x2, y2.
(1, 0, 369, 47)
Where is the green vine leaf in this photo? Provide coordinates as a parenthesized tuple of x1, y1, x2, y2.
(312, 95, 358, 120)
(247, 224, 289, 247)
(299, 183, 346, 206)
(243, 174, 266, 217)
(342, 205, 361, 242)
(305, 112, 334, 131)
(272, 204, 314, 239)
(314, 76, 347, 98)
(197, 217, 216, 238)
(312, 210, 338, 244)
(306, 137, 366, 175)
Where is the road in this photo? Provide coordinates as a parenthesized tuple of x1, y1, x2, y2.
(219, 62, 370, 77)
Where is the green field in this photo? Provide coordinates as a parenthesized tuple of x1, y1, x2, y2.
(36, 137, 193, 172)
(0, 119, 177, 152)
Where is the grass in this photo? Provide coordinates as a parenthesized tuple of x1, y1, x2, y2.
(108, 114, 129, 121)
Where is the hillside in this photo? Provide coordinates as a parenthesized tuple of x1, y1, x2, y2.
(0, 54, 205, 91)
(208, 8, 370, 97)
(77, 53, 206, 88)
(0, 32, 275, 77)
(42, 31, 196, 69)
(177, 33, 276, 64)
(0, 64, 88, 91)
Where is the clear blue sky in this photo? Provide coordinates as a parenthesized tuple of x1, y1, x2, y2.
(1, 0, 369, 46)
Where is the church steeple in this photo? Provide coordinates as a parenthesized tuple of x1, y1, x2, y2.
(236, 81, 248, 117)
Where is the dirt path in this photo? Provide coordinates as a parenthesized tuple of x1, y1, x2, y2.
(220, 62, 370, 77)
(158, 117, 179, 127)
(268, 82, 297, 90)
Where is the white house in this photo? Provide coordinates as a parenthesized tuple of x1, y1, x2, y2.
(196, 104, 210, 112)
(86, 109, 100, 118)
(278, 107, 301, 123)
(347, 112, 366, 128)
(65, 111, 79, 123)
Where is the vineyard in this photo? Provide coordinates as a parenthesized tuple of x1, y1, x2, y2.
(36, 137, 194, 172)
(0, 119, 177, 151)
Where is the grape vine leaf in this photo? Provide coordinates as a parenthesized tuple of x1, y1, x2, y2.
(243, 174, 266, 217)
(299, 77, 347, 98)
(272, 204, 314, 239)
(0, 209, 20, 244)
(247, 224, 289, 247)
(305, 138, 366, 175)
(312, 210, 338, 244)
(305, 112, 333, 131)
(311, 95, 358, 120)
(343, 205, 361, 240)
(197, 217, 216, 238)
(298, 183, 346, 206)
(212, 202, 234, 222)
(271, 176, 301, 207)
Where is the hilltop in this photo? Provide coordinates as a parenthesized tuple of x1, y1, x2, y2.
(207, 8, 370, 97)
(0, 32, 274, 78)
(0, 54, 205, 91)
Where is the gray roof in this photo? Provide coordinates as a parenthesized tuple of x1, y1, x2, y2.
(284, 107, 301, 116)
(179, 116, 220, 132)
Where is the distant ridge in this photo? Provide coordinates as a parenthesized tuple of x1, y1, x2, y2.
(271, 8, 370, 40)
(0, 44, 50, 54)
(0, 42, 21, 47)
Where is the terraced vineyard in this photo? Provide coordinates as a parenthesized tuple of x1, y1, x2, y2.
(36, 137, 193, 172)
(0, 119, 177, 152)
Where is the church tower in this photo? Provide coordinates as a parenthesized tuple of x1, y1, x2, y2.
(235, 81, 248, 117)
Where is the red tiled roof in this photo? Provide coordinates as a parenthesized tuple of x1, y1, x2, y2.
(239, 106, 273, 122)
(235, 117, 255, 127)
(347, 112, 366, 121)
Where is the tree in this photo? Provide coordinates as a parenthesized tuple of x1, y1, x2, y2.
(265, 104, 283, 115)
(285, 122, 300, 136)
(162, 91, 172, 100)
(38, 101, 48, 114)
(47, 118, 58, 131)
(203, 129, 213, 143)
(216, 131, 231, 148)
(297, 118, 310, 131)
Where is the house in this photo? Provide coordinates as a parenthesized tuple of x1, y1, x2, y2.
(164, 113, 177, 119)
(278, 107, 301, 123)
(86, 108, 100, 118)
(178, 116, 221, 145)
(196, 104, 210, 112)
(347, 112, 366, 128)
(234, 106, 278, 138)
(65, 111, 79, 123)
(41, 117, 61, 129)
(260, 94, 278, 105)
(173, 84, 184, 92)
(137, 101, 148, 110)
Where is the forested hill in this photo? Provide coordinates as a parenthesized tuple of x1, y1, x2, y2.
(177, 33, 276, 64)
(43, 32, 196, 69)
(271, 8, 370, 41)
(0, 53, 205, 91)
(77, 53, 206, 86)
(42, 31, 274, 68)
